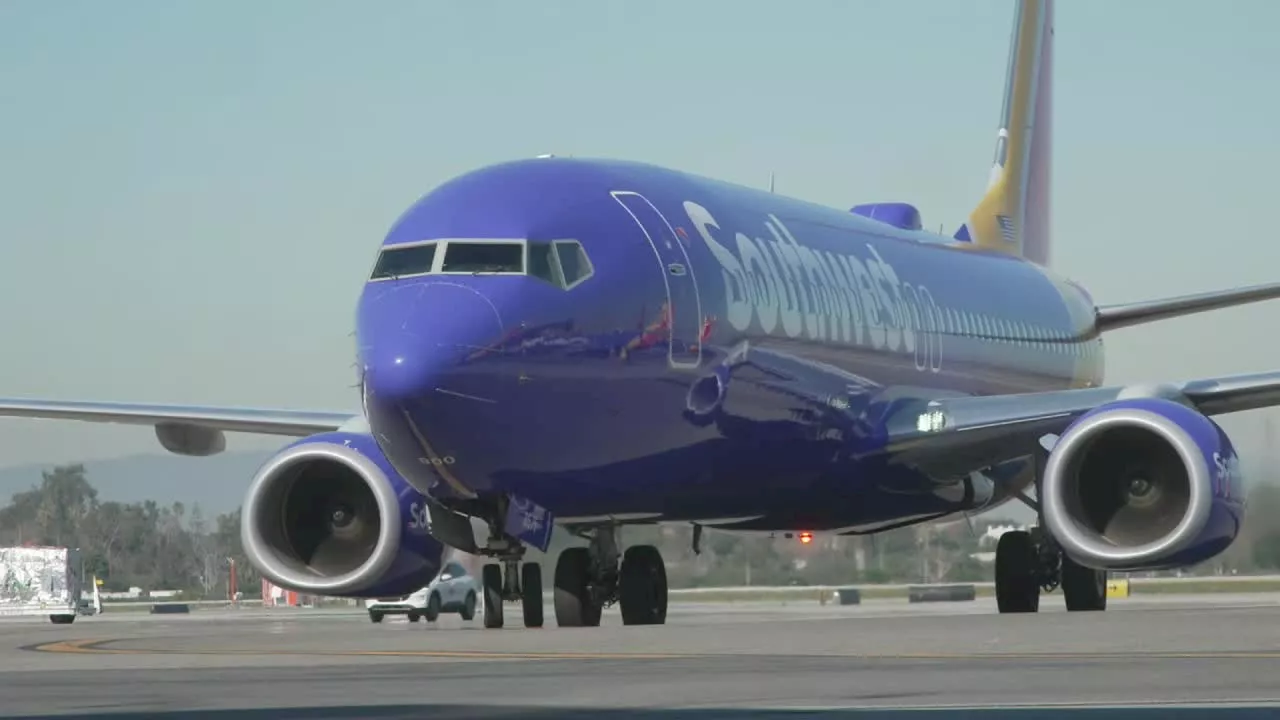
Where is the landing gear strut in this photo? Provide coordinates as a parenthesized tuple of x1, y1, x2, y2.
(553, 526, 668, 627)
(478, 531, 544, 630)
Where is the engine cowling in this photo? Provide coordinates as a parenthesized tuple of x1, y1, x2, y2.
(240, 431, 447, 598)
(1041, 397, 1246, 572)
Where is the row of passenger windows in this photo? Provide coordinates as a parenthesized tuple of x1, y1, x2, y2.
(368, 239, 594, 290)
(935, 307, 1099, 359)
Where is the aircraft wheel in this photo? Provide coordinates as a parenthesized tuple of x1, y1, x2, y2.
(619, 544, 667, 625)
(554, 547, 601, 627)
(1061, 554, 1107, 611)
(995, 530, 1041, 613)
(482, 563, 504, 629)
(522, 562, 544, 628)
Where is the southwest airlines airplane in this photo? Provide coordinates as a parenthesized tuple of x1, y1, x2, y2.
(3, 0, 1277, 629)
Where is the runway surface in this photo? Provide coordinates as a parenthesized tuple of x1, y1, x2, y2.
(3, 593, 1280, 718)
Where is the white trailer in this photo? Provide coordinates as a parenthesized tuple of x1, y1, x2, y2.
(0, 546, 82, 624)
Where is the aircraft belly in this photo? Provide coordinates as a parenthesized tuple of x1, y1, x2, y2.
(367, 330, 1020, 530)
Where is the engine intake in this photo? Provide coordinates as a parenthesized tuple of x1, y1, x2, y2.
(1041, 397, 1244, 571)
(241, 432, 444, 597)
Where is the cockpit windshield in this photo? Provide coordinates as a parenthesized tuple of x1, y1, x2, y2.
(440, 242, 524, 274)
(368, 239, 592, 289)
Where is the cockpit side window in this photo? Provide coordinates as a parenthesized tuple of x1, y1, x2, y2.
(369, 242, 437, 281)
(554, 241, 594, 289)
(528, 242, 564, 287)
(440, 242, 524, 274)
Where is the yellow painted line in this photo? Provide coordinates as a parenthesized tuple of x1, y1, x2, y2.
(27, 638, 685, 660)
(28, 639, 1280, 662)
(29, 639, 108, 654)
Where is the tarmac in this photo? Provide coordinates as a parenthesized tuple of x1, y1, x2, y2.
(3, 593, 1280, 718)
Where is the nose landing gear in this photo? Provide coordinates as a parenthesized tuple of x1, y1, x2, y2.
(478, 537, 545, 630)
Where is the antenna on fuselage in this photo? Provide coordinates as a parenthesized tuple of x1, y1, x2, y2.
(768, 171, 775, 194)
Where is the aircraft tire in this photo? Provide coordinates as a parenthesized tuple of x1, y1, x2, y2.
(554, 547, 601, 627)
(482, 563, 504, 629)
(1061, 554, 1107, 612)
(619, 545, 667, 625)
(522, 562, 544, 628)
(995, 530, 1040, 613)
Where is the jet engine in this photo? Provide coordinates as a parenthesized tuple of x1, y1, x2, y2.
(240, 431, 446, 597)
(1040, 397, 1246, 572)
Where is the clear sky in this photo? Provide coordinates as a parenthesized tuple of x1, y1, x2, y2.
(2, 0, 1280, 469)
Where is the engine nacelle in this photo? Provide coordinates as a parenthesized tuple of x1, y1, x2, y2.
(240, 431, 447, 598)
(1041, 397, 1246, 572)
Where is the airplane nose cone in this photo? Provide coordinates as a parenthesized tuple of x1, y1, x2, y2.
(358, 282, 504, 404)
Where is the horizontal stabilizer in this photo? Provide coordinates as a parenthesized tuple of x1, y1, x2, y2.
(1096, 281, 1280, 333)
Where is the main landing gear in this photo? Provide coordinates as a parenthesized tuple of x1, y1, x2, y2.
(553, 527, 668, 627)
(476, 523, 668, 629)
(995, 526, 1108, 613)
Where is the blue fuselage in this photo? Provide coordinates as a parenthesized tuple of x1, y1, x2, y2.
(355, 157, 1103, 533)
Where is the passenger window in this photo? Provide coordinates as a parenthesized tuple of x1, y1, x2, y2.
(554, 241, 594, 288)
(441, 242, 524, 273)
(528, 242, 563, 287)
(370, 242, 437, 280)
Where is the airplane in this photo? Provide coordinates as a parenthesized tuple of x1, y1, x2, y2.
(2, 0, 1276, 629)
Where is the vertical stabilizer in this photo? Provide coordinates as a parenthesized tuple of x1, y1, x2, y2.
(955, 0, 1054, 266)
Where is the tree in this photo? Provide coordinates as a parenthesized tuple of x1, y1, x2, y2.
(1253, 532, 1280, 570)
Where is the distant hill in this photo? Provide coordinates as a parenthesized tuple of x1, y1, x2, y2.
(0, 451, 274, 516)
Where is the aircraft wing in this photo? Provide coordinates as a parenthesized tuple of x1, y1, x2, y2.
(1095, 281, 1280, 332)
(0, 398, 356, 437)
(883, 370, 1280, 477)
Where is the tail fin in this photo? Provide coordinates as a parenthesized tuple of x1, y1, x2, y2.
(954, 0, 1054, 266)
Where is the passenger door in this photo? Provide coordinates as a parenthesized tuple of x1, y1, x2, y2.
(611, 191, 703, 369)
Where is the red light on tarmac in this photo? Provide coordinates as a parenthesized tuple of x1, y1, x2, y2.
(799, 532, 813, 544)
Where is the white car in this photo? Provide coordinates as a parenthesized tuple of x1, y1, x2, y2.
(366, 560, 480, 623)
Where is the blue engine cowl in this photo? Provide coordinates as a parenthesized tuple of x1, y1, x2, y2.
(1041, 397, 1246, 572)
(240, 431, 447, 598)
